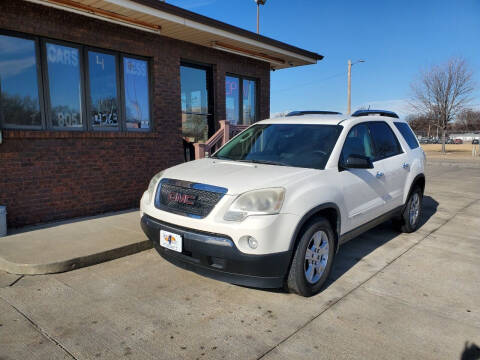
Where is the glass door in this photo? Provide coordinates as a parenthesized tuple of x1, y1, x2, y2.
(180, 63, 213, 144)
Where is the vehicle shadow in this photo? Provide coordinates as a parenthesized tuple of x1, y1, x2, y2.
(240, 196, 438, 294)
(323, 195, 438, 289)
(461, 342, 480, 360)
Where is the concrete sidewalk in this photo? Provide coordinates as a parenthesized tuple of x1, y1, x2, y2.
(0, 210, 151, 275)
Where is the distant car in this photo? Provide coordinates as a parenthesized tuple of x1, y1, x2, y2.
(472, 139, 479, 145)
(446, 138, 455, 144)
(454, 139, 463, 144)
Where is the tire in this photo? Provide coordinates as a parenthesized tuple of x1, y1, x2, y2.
(393, 187, 423, 233)
(287, 217, 335, 297)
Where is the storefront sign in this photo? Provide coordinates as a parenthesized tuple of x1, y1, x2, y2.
(47, 44, 78, 67)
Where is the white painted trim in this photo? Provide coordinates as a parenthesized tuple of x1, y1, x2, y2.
(211, 43, 284, 66)
(24, 0, 162, 35)
(101, 0, 318, 64)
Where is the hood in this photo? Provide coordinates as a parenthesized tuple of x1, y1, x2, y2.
(162, 158, 317, 195)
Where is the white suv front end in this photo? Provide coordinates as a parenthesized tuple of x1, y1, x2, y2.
(140, 111, 425, 296)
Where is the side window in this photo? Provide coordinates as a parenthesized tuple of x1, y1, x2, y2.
(45, 42, 84, 129)
(394, 122, 419, 149)
(124, 57, 150, 130)
(340, 124, 375, 163)
(368, 122, 402, 161)
(0, 34, 43, 129)
(87, 50, 120, 130)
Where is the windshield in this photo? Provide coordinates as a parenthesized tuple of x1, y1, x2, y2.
(213, 124, 342, 170)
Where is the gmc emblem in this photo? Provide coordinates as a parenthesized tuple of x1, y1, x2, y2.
(168, 192, 196, 205)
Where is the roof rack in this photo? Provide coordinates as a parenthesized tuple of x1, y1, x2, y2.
(286, 111, 342, 117)
(351, 110, 399, 118)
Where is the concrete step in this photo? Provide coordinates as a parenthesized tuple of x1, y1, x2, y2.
(0, 210, 152, 275)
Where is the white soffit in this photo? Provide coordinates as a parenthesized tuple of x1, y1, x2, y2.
(25, 0, 322, 69)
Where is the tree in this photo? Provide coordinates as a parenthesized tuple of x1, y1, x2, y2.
(406, 113, 435, 137)
(455, 109, 480, 132)
(411, 57, 475, 152)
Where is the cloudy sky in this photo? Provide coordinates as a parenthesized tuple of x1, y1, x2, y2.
(168, 0, 480, 118)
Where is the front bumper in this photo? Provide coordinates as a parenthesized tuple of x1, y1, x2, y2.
(141, 215, 291, 288)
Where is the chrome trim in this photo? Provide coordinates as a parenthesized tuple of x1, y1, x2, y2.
(154, 178, 227, 218)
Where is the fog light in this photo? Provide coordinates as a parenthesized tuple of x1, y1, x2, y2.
(247, 236, 258, 249)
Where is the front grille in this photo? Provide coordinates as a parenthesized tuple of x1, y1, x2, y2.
(156, 179, 227, 218)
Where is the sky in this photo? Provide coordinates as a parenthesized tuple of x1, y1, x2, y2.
(167, 0, 480, 118)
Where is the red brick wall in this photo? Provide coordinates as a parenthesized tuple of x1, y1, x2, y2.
(0, 0, 270, 227)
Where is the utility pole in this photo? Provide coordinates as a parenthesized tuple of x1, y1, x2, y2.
(347, 59, 365, 115)
(255, 0, 267, 34)
(347, 60, 352, 115)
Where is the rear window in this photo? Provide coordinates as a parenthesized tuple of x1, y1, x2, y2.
(367, 122, 403, 161)
(394, 122, 419, 149)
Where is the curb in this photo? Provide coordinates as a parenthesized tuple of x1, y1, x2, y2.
(0, 240, 153, 275)
(427, 160, 480, 168)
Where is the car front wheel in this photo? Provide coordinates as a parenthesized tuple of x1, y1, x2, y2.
(287, 217, 335, 297)
(393, 186, 423, 233)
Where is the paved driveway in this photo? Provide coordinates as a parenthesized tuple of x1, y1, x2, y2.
(1, 162, 479, 360)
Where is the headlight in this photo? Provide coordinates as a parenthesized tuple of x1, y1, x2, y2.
(224, 188, 285, 222)
(146, 171, 164, 203)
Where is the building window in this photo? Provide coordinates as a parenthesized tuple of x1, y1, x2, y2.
(225, 76, 239, 124)
(0, 30, 152, 132)
(0, 34, 42, 128)
(225, 75, 257, 125)
(88, 50, 119, 129)
(180, 63, 212, 143)
(242, 78, 256, 125)
(45, 42, 84, 129)
(124, 57, 150, 130)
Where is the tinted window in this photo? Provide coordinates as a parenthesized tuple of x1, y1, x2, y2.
(0, 35, 41, 127)
(226, 76, 239, 124)
(124, 57, 150, 130)
(243, 79, 256, 124)
(341, 124, 375, 163)
(394, 122, 419, 149)
(214, 124, 342, 170)
(368, 122, 402, 160)
(88, 51, 119, 129)
(46, 42, 83, 128)
(180, 65, 210, 142)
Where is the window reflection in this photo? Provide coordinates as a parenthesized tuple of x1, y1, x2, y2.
(0, 35, 41, 127)
(243, 79, 256, 125)
(226, 76, 239, 124)
(180, 65, 210, 142)
(124, 57, 150, 129)
(88, 51, 118, 129)
(46, 43, 83, 128)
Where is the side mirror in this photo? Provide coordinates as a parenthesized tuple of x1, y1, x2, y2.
(343, 154, 373, 169)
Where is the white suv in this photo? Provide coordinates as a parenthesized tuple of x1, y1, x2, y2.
(140, 110, 426, 296)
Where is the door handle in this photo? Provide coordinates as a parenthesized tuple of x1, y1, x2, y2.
(376, 171, 384, 178)
(402, 163, 410, 169)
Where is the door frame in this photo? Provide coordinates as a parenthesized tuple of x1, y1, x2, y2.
(180, 60, 215, 139)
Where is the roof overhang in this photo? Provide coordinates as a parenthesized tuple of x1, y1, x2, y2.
(24, 0, 323, 69)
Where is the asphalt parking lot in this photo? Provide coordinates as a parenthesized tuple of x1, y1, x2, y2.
(1, 161, 479, 360)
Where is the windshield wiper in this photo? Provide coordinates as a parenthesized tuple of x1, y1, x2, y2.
(238, 159, 289, 166)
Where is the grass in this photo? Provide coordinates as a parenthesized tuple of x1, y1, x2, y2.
(421, 143, 480, 160)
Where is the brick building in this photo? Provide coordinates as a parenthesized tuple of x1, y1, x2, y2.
(0, 0, 322, 228)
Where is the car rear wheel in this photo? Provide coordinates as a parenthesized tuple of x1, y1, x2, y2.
(287, 217, 335, 297)
(393, 186, 423, 233)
